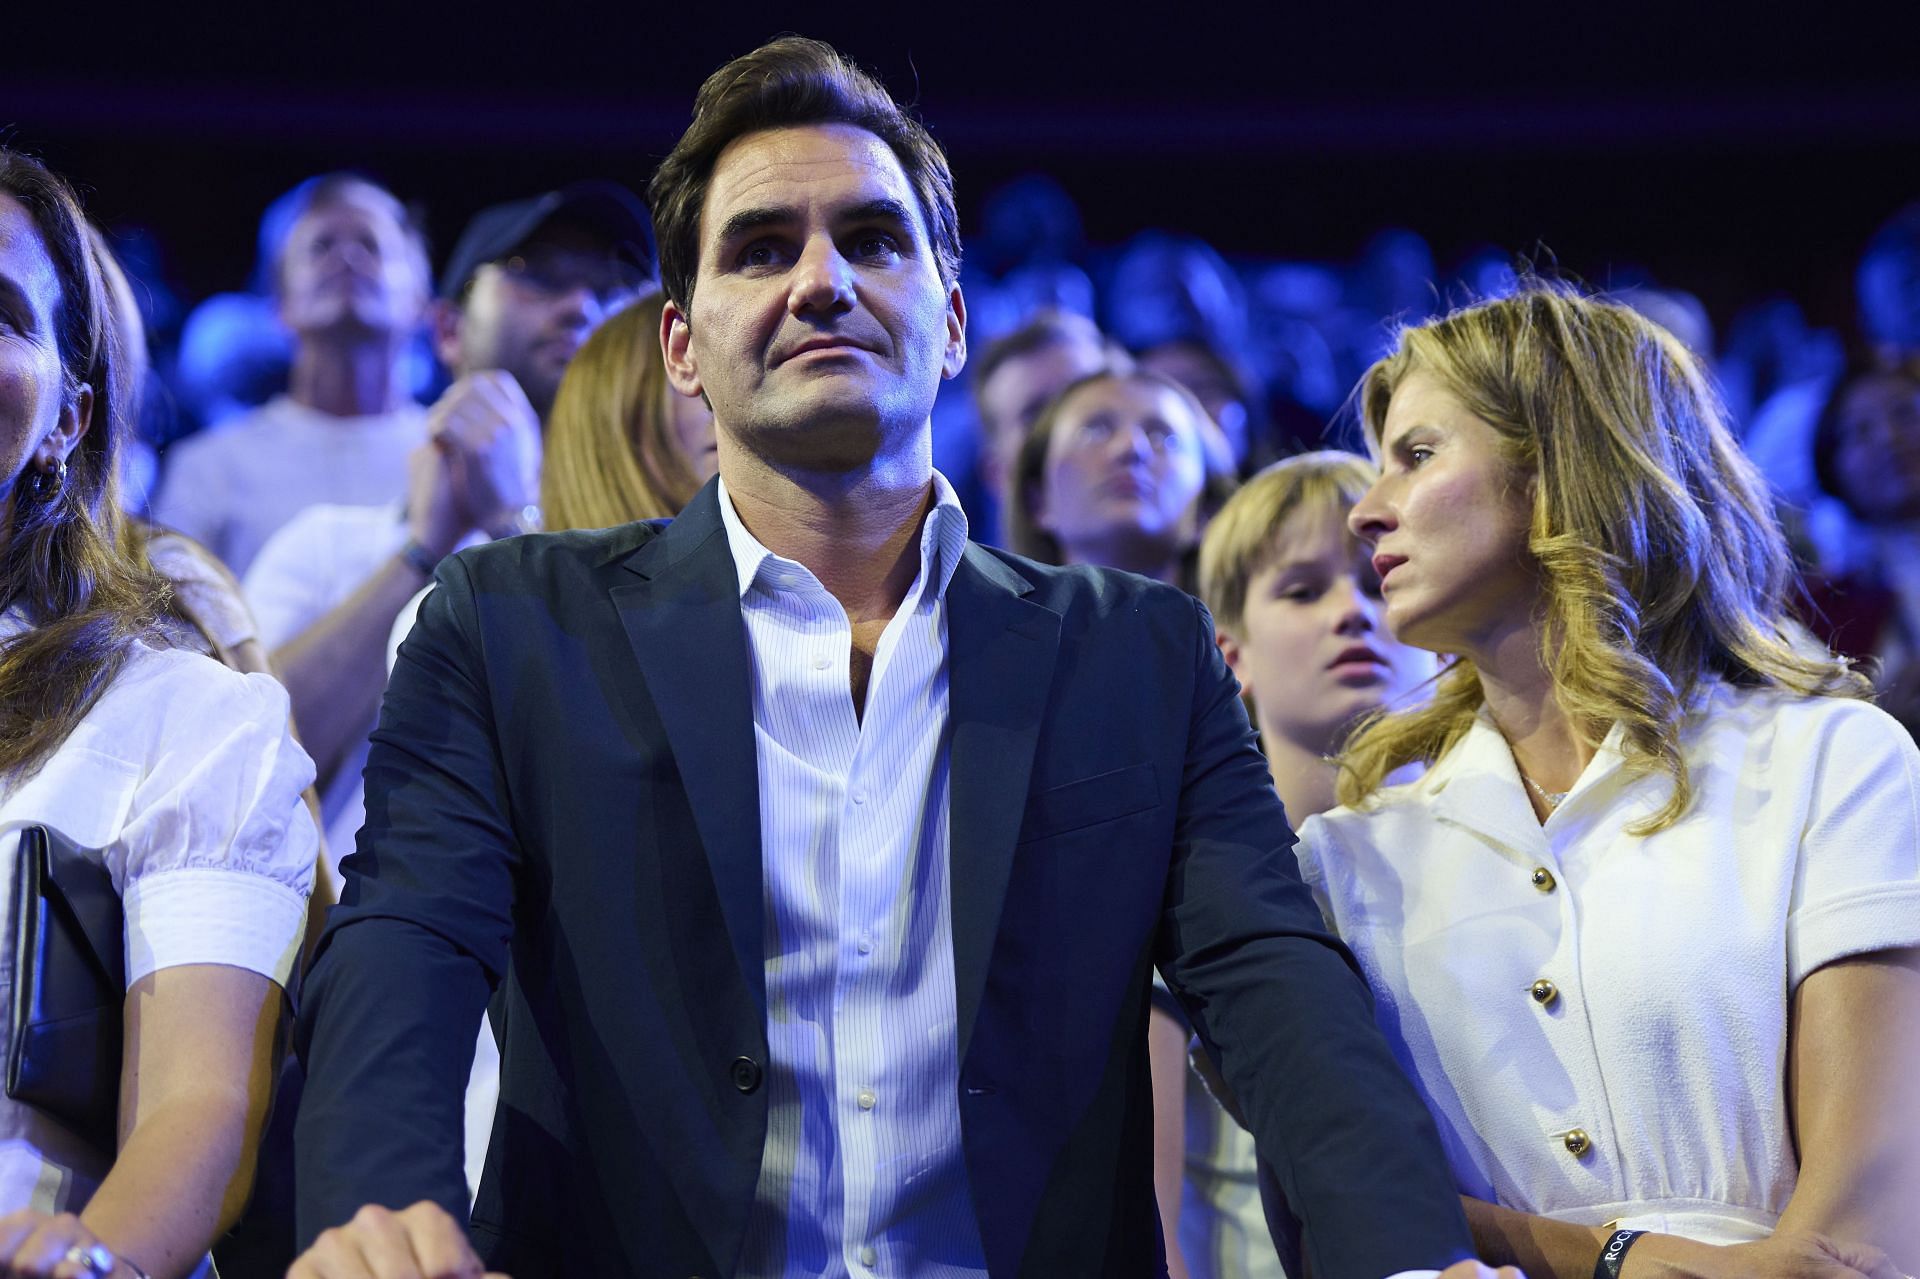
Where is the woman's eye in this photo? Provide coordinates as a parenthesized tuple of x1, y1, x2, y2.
(1406, 445, 1435, 467)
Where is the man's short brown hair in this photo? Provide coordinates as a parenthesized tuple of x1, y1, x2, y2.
(648, 36, 962, 313)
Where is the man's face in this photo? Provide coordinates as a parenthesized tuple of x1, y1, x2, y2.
(662, 123, 965, 476)
(446, 224, 643, 418)
(976, 337, 1106, 498)
(278, 186, 427, 341)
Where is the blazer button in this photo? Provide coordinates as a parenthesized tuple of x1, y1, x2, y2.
(1530, 866, 1556, 892)
(1563, 1128, 1592, 1157)
(730, 1056, 763, 1094)
(1529, 979, 1559, 1007)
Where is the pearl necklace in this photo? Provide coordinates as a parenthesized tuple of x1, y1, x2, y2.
(1522, 771, 1570, 809)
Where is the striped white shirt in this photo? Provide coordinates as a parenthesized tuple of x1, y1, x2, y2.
(721, 475, 987, 1278)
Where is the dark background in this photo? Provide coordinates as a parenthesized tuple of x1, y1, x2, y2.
(5, 4, 1916, 337)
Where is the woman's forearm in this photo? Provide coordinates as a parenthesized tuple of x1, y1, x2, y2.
(80, 1086, 270, 1279)
(1463, 1195, 1611, 1279)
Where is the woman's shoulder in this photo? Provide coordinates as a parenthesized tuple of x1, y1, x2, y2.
(91, 639, 291, 747)
(1696, 681, 1911, 760)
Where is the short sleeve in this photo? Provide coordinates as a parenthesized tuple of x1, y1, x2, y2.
(1788, 700, 1920, 988)
(243, 506, 345, 650)
(113, 658, 318, 990)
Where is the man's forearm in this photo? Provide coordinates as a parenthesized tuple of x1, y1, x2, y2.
(272, 554, 430, 781)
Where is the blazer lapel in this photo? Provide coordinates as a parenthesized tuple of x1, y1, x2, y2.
(609, 484, 766, 1010)
(946, 545, 1061, 1060)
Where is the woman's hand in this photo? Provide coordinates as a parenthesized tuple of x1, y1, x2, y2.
(0, 1210, 140, 1279)
(1628, 1228, 1907, 1279)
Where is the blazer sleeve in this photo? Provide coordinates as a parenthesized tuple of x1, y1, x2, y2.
(1154, 595, 1472, 1279)
(293, 553, 519, 1243)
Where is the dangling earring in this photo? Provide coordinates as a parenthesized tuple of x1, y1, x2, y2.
(28, 457, 67, 500)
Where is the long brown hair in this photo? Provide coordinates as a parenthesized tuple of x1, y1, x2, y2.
(1337, 283, 1865, 831)
(542, 292, 703, 529)
(0, 150, 176, 777)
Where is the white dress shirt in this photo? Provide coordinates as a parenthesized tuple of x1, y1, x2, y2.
(720, 475, 985, 1278)
(1299, 683, 1920, 1247)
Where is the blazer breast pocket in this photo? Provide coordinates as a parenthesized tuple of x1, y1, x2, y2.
(1018, 763, 1160, 845)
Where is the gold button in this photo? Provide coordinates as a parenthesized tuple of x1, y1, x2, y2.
(1563, 1129, 1592, 1157)
(1531, 867, 1556, 892)
(1530, 979, 1559, 1007)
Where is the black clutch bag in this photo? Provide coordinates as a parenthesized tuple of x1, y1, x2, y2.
(6, 824, 124, 1152)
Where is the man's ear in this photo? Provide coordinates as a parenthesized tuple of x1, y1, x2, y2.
(941, 282, 967, 381)
(662, 298, 703, 399)
(429, 298, 463, 373)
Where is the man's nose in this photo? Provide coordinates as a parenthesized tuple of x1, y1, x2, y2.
(789, 238, 855, 316)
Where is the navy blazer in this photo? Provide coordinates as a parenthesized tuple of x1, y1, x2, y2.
(294, 482, 1472, 1278)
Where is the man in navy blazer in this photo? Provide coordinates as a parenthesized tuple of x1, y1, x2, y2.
(290, 36, 1512, 1279)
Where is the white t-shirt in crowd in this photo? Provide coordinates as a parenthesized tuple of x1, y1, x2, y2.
(1297, 683, 1920, 1246)
(152, 394, 425, 578)
(0, 620, 316, 1212)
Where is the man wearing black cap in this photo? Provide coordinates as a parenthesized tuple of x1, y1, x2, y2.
(432, 179, 656, 423)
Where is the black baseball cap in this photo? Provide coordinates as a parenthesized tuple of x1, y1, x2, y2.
(438, 181, 657, 300)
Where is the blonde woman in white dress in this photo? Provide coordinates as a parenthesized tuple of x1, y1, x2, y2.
(1299, 284, 1920, 1279)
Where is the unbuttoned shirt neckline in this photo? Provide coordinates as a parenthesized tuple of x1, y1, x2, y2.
(718, 474, 987, 1279)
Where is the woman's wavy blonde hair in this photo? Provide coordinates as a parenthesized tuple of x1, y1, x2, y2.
(1337, 282, 1866, 832)
(542, 291, 704, 530)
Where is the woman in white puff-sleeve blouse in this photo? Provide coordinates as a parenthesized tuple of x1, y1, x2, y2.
(1300, 285, 1920, 1279)
(0, 151, 314, 1279)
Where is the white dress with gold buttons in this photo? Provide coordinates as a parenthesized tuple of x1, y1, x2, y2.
(1296, 682, 1920, 1245)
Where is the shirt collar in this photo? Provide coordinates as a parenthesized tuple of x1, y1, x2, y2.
(715, 471, 971, 604)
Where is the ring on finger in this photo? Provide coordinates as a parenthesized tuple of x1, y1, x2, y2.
(62, 1242, 116, 1279)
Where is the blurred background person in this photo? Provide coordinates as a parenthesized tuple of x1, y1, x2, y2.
(0, 148, 316, 1279)
(1802, 358, 1920, 734)
(1006, 368, 1233, 590)
(964, 307, 1116, 543)
(541, 289, 715, 530)
(150, 174, 432, 576)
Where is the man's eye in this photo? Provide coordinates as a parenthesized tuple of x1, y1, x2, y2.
(739, 242, 785, 269)
(853, 233, 900, 260)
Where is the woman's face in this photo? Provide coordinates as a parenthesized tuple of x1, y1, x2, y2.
(1830, 371, 1920, 524)
(1035, 377, 1207, 565)
(666, 381, 718, 484)
(1348, 370, 1538, 659)
(0, 193, 84, 506)
(1223, 505, 1439, 755)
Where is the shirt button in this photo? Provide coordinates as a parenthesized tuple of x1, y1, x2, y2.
(859, 1245, 878, 1266)
(814, 653, 831, 671)
(857, 1088, 877, 1110)
(1563, 1128, 1593, 1157)
(857, 934, 873, 955)
(1531, 867, 1557, 892)
(1529, 979, 1559, 1007)
(852, 789, 868, 805)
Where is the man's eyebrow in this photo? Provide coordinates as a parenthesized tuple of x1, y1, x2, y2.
(713, 205, 798, 247)
(838, 198, 916, 230)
